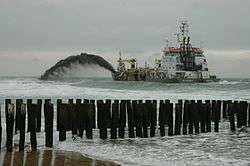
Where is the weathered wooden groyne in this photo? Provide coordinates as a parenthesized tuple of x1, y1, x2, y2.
(1, 99, 249, 152)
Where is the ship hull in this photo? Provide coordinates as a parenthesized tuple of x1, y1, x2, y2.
(112, 73, 219, 83)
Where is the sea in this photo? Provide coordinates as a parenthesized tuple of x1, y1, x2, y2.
(0, 76, 250, 166)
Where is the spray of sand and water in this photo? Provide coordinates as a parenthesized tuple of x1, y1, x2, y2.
(40, 53, 116, 80)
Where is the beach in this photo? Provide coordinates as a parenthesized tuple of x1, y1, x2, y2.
(0, 149, 119, 166)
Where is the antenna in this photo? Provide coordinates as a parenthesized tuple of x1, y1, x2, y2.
(119, 50, 122, 59)
(179, 20, 189, 36)
(165, 39, 170, 48)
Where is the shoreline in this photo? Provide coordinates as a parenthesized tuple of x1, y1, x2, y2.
(0, 149, 120, 166)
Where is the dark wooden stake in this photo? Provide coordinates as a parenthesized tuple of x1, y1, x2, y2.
(167, 103, 174, 136)
(159, 100, 166, 136)
(142, 102, 149, 138)
(56, 99, 62, 131)
(188, 101, 194, 134)
(205, 100, 211, 132)
(183, 100, 189, 135)
(127, 100, 135, 138)
(241, 101, 248, 126)
(214, 101, 220, 132)
(229, 103, 236, 132)
(75, 99, 82, 138)
(0, 102, 2, 151)
(58, 103, 67, 142)
(199, 101, 206, 133)
(174, 102, 182, 135)
(90, 100, 96, 129)
(19, 103, 26, 151)
(222, 100, 228, 119)
(150, 100, 157, 137)
(248, 102, 250, 126)
(97, 100, 108, 139)
(6, 102, 14, 152)
(36, 99, 42, 132)
(44, 99, 54, 148)
(86, 103, 94, 139)
(135, 102, 143, 138)
(27, 99, 32, 132)
(15, 99, 23, 134)
(111, 100, 119, 139)
(30, 104, 38, 151)
(119, 100, 126, 138)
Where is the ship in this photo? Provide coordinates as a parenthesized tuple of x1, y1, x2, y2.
(113, 21, 219, 83)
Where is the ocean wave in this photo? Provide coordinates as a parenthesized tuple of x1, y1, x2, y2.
(218, 80, 241, 85)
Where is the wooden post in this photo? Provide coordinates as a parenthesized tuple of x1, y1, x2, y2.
(211, 100, 216, 123)
(234, 101, 241, 128)
(0, 103, 2, 151)
(241, 101, 248, 126)
(199, 101, 206, 133)
(105, 99, 112, 129)
(217, 100, 222, 121)
(26, 99, 32, 133)
(36, 99, 42, 132)
(248, 103, 250, 126)
(142, 102, 149, 138)
(214, 101, 220, 132)
(72, 99, 81, 137)
(159, 100, 166, 136)
(222, 100, 228, 119)
(44, 99, 54, 148)
(248, 102, 250, 126)
(167, 103, 174, 136)
(188, 101, 194, 134)
(237, 101, 245, 128)
(205, 100, 211, 132)
(90, 100, 96, 129)
(59, 103, 67, 142)
(174, 102, 182, 135)
(111, 100, 119, 139)
(76, 99, 83, 138)
(15, 99, 23, 134)
(150, 100, 157, 137)
(145, 100, 154, 137)
(6, 102, 14, 152)
(229, 103, 236, 132)
(5, 99, 11, 119)
(78, 103, 85, 138)
(68, 99, 74, 132)
(86, 103, 94, 139)
(68, 99, 74, 138)
(193, 101, 200, 134)
(84, 99, 90, 104)
(135, 102, 143, 138)
(56, 99, 62, 131)
(30, 104, 38, 151)
(127, 100, 135, 138)
(97, 100, 108, 139)
(19, 103, 26, 151)
(183, 100, 189, 135)
(119, 100, 126, 138)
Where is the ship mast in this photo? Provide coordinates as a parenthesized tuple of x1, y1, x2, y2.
(178, 21, 195, 71)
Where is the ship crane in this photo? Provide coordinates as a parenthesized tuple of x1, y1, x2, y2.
(120, 58, 137, 69)
(117, 52, 138, 71)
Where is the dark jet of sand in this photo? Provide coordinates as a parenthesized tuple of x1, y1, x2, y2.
(40, 53, 116, 80)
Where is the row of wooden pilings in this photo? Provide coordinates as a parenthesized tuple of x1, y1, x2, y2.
(0, 99, 249, 152)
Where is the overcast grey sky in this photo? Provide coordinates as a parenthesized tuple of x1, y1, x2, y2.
(0, 0, 250, 77)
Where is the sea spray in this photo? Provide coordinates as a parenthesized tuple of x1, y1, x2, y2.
(40, 53, 116, 80)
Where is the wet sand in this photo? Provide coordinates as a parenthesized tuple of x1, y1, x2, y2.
(0, 149, 120, 166)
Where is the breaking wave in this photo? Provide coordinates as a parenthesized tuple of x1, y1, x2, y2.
(40, 53, 116, 80)
(218, 80, 241, 85)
